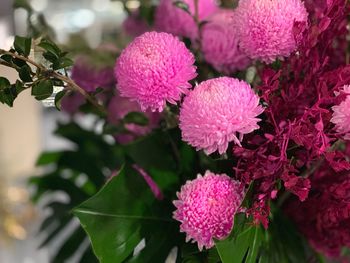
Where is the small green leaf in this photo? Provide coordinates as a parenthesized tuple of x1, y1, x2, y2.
(43, 51, 59, 63)
(18, 64, 33, 82)
(32, 79, 53, 100)
(0, 77, 11, 90)
(52, 57, 73, 70)
(14, 36, 32, 57)
(14, 80, 26, 94)
(0, 88, 17, 107)
(54, 90, 67, 110)
(0, 54, 12, 63)
(38, 38, 61, 58)
(173, 1, 191, 15)
(123, 112, 149, 126)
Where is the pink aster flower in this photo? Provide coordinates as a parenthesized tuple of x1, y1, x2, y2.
(107, 93, 160, 144)
(173, 171, 244, 250)
(154, 0, 218, 40)
(61, 92, 85, 115)
(71, 56, 115, 92)
(179, 77, 264, 155)
(331, 85, 350, 140)
(234, 0, 308, 63)
(115, 32, 197, 112)
(201, 9, 250, 74)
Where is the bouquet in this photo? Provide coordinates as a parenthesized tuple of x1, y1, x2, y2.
(1, 0, 350, 262)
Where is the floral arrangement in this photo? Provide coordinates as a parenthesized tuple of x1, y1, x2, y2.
(1, 0, 350, 262)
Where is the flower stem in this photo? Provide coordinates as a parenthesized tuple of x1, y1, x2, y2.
(0, 49, 107, 115)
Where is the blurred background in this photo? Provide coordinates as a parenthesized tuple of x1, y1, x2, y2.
(0, 0, 132, 262)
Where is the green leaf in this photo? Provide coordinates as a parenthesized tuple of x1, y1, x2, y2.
(36, 151, 63, 166)
(123, 112, 149, 126)
(14, 36, 31, 57)
(18, 64, 33, 82)
(215, 214, 263, 263)
(38, 38, 61, 59)
(124, 132, 177, 171)
(74, 164, 175, 263)
(52, 57, 73, 70)
(54, 90, 67, 110)
(0, 79, 18, 107)
(14, 80, 26, 95)
(32, 79, 53, 100)
(0, 77, 11, 90)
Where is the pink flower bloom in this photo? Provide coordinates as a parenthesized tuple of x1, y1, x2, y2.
(107, 94, 159, 144)
(71, 56, 115, 92)
(61, 92, 85, 115)
(201, 9, 250, 74)
(115, 32, 197, 112)
(173, 171, 244, 250)
(234, 0, 308, 63)
(331, 85, 350, 140)
(154, 0, 218, 40)
(179, 77, 264, 154)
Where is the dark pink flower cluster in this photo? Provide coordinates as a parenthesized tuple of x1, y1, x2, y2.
(232, 0, 350, 229)
(286, 162, 350, 258)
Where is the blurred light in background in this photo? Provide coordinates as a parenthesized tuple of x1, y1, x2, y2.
(125, 0, 141, 10)
(31, 0, 48, 12)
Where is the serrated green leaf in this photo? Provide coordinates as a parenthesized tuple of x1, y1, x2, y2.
(32, 79, 53, 100)
(54, 90, 67, 110)
(38, 38, 61, 58)
(18, 64, 33, 82)
(52, 57, 73, 70)
(14, 36, 31, 57)
(0, 77, 11, 90)
(0, 83, 17, 107)
(123, 111, 149, 126)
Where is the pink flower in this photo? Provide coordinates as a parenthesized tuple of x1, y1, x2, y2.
(179, 77, 264, 154)
(173, 171, 244, 250)
(115, 32, 197, 112)
(331, 85, 350, 140)
(61, 92, 85, 115)
(154, 0, 218, 40)
(201, 9, 250, 74)
(107, 94, 159, 144)
(71, 56, 115, 92)
(234, 0, 308, 63)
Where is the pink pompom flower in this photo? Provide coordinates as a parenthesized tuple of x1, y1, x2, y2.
(234, 0, 308, 63)
(173, 171, 244, 250)
(201, 9, 250, 74)
(154, 0, 218, 40)
(107, 94, 160, 144)
(179, 77, 264, 155)
(115, 32, 197, 112)
(331, 85, 350, 140)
